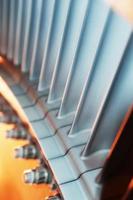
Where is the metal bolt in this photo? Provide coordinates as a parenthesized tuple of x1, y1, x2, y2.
(24, 167, 52, 184)
(0, 111, 20, 123)
(14, 144, 39, 159)
(0, 98, 6, 108)
(6, 126, 28, 139)
(0, 104, 13, 113)
(45, 196, 61, 200)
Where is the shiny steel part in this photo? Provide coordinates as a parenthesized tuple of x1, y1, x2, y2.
(6, 126, 29, 139)
(0, 98, 16, 119)
(0, 97, 5, 105)
(24, 167, 52, 184)
(0, 104, 13, 112)
(45, 196, 61, 200)
(14, 144, 39, 159)
(0, 111, 19, 123)
(0, 0, 133, 199)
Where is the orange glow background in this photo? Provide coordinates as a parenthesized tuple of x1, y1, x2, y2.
(0, 65, 58, 200)
(0, 123, 53, 200)
(107, 0, 133, 24)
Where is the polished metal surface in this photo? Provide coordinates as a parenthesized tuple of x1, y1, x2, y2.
(0, 0, 133, 199)
(24, 167, 52, 184)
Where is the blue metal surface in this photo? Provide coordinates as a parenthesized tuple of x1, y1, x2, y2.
(0, 0, 133, 199)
